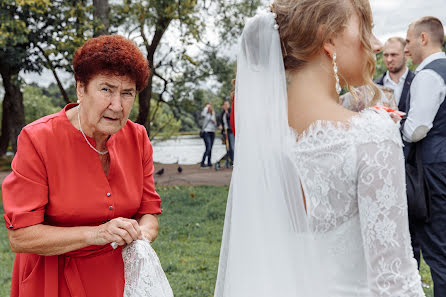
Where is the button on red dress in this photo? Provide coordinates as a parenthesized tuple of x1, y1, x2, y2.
(2, 103, 162, 297)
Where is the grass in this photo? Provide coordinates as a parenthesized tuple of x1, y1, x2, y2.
(0, 186, 435, 297)
(0, 157, 12, 172)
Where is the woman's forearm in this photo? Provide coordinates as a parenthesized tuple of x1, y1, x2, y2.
(8, 224, 96, 256)
(138, 214, 159, 242)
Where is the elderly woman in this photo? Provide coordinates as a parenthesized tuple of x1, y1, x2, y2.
(2, 35, 161, 297)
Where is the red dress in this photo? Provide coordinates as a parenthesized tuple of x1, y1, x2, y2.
(2, 103, 162, 297)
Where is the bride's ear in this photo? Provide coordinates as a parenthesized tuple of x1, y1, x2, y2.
(322, 37, 336, 59)
(320, 26, 336, 59)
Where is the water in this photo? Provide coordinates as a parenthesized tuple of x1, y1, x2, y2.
(151, 135, 227, 165)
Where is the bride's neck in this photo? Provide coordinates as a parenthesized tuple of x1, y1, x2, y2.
(286, 55, 353, 134)
(287, 56, 339, 106)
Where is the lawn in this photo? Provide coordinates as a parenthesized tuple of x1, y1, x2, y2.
(0, 186, 434, 297)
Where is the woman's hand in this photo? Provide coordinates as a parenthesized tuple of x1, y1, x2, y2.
(89, 217, 142, 247)
(389, 112, 403, 123)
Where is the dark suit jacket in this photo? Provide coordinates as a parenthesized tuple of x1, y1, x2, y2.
(375, 69, 415, 113)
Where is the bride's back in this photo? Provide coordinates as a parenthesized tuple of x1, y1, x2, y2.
(214, 1, 425, 296)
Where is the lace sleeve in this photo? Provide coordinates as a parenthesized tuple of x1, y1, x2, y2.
(356, 128, 425, 297)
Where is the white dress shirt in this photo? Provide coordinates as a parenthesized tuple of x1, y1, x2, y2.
(383, 68, 409, 105)
(402, 52, 446, 143)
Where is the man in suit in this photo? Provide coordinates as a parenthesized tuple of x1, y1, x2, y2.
(403, 16, 446, 297)
(375, 37, 415, 113)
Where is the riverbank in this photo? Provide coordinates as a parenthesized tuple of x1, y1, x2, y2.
(0, 162, 232, 186)
(153, 163, 232, 186)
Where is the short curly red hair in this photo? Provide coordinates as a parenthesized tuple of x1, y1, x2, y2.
(73, 35, 150, 92)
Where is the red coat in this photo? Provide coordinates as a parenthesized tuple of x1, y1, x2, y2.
(230, 95, 235, 135)
(2, 104, 161, 297)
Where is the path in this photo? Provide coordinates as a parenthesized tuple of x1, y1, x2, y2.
(0, 162, 232, 186)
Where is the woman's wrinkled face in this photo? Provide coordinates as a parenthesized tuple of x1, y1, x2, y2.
(334, 13, 381, 86)
(76, 73, 136, 137)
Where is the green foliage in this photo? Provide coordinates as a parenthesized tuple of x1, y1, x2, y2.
(36, 1, 94, 74)
(0, 190, 16, 297)
(374, 52, 386, 80)
(1, 0, 261, 140)
(443, 36, 446, 53)
(41, 83, 76, 108)
(23, 84, 59, 124)
(148, 100, 182, 139)
(129, 98, 181, 139)
(0, 0, 52, 73)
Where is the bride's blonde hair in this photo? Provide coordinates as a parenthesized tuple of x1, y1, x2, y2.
(272, 0, 380, 105)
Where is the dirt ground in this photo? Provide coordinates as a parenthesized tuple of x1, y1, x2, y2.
(0, 162, 232, 186)
(153, 163, 232, 186)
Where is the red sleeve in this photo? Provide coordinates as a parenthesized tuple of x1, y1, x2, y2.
(2, 129, 48, 230)
(230, 95, 235, 135)
(134, 127, 162, 218)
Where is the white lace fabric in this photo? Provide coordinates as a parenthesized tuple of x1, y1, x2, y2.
(290, 108, 424, 297)
(214, 10, 424, 297)
(122, 238, 174, 297)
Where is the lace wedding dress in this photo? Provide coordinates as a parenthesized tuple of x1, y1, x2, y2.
(214, 9, 425, 297)
(288, 109, 424, 296)
(122, 239, 174, 297)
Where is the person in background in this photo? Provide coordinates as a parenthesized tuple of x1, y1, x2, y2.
(219, 100, 234, 167)
(375, 37, 415, 113)
(230, 79, 236, 135)
(200, 103, 217, 168)
(2, 35, 161, 297)
(403, 16, 446, 297)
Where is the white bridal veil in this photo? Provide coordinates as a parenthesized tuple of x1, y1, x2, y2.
(214, 9, 327, 297)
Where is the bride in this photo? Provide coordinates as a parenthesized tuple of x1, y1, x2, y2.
(214, 0, 425, 296)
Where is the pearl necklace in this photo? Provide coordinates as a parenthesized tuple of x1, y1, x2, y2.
(77, 106, 109, 155)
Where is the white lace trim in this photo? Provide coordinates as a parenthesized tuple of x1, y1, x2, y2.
(123, 239, 174, 297)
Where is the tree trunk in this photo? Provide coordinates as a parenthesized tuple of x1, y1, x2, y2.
(93, 0, 110, 36)
(0, 100, 10, 156)
(136, 15, 172, 136)
(136, 73, 153, 136)
(0, 69, 26, 155)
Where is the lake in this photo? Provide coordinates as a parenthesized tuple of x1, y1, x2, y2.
(152, 135, 227, 165)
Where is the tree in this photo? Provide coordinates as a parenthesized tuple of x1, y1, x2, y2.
(169, 49, 237, 131)
(93, 0, 110, 36)
(114, 0, 261, 136)
(34, 1, 95, 104)
(22, 84, 59, 124)
(0, 0, 52, 154)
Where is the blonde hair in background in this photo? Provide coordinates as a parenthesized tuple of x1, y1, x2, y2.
(271, 0, 380, 106)
(385, 36, 407, 49)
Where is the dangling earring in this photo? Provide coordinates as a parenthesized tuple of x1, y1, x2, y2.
(332, 53, 341, 95)
(77, 99, 80, 104)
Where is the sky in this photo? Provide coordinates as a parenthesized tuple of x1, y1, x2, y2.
(17, 0, 446, 88)
(370, 0, 446, 43)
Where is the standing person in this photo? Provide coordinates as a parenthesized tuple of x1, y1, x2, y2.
(403, 16, 446, 297)
(219, 100, 234, 167)
(230, 79, 236, 135)
(214, 1, 424, 296)
(200, 103, 217, 168)
(375, 37, 415, 113)
(1, 35, 167, 297)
